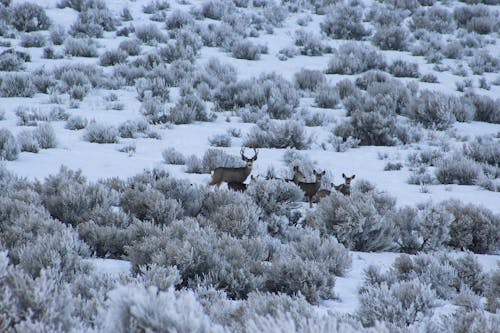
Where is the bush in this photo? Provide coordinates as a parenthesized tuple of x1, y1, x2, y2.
(118, 38, 141, 56)
(208, 134, 231, 147)
(435, 152, 481, 185)
(50, 24, 67, 45)
(20, 32, 46, 47)
(468, 51, 499, 75)
(454, 5, 497, 34)
(162, 147, 186, 165)
(136, 76, 170, 103)
(11, 2, 50, 32)
(315, 185, 397, 251)
(166, 9, 194, 30)
(215, 73, 299, 120)
(83, 122, 119, 144)
(231, 40, 262, 60)
(294, 68, 326, 91)
(135, 23, 165, 44)
(410, 6, 455, 33)
(321, 2, 369, 40)
(17, 129, 39, 153)
(0, 128, 19, 160)
(442, 199, 500, 253)
(167, 94, 210, 124)
(326, 43, 386, 75)
(315, 84, 340, 108)
(140, 96, 167, 124)
(486, 265, 500, 312)
(142, 0, 169, 14)
(64, 38, 98, 57)
(467, 93, 500, 124)
(0, 73, 35, 97)
(294, 30, 326, 56)
(200, 0, 236, 20)
(117, 119, 149, 138)
(99, 49, 128, 66)
(358, 280, 436, 327)
(34, 123, 57, 149)
(406, 90, 456, 130)
(0, 52, 25, 71)
(388, 59, 420, 78)
(372, 25, 409, 51)
(463, 135, 500, 166)
(64, 115, 88, 130)
(244, 120, 312, 150)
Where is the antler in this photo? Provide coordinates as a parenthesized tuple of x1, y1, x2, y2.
(252, 148, 258, 161)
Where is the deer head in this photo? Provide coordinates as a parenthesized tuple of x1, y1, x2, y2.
(241, 147, 258, 168)
(342, 173, 355, 185)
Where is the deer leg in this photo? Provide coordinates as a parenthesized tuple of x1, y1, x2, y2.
(309, 197, 313, 208)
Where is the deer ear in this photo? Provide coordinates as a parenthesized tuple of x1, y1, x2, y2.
(342, 173, 346, 178)
(322, 171, 326, 175)
(352, 175, 355, 179)
(313, 170, 317, 175)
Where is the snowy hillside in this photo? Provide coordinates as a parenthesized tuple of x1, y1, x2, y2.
(0, 0, 499, 332)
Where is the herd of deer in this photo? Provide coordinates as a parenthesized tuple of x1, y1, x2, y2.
(208, 148, 355, 208)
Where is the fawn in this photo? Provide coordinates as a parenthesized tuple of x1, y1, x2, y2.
(334, 173, 355, 196)
(298, 170, 325, 208)
(209, 148, 257, 188)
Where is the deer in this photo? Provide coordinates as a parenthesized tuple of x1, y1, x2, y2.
(209, 148, 258, 188)
(315, 182, 334, 203)
(266, 165, 305, 184)
(297, 170, 326, 208)
(333, 173, 355, 196)
(227, 175, 256, 192)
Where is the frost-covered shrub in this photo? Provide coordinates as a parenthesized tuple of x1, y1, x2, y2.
(246, 178, 303, 218)
(410, 6, 455, 33)
(326, 43, 386, 75)
(406, 90, 456, 130)
(366, 79, 412, 115)
(140, 96, 167, 124)
(264, 251, 335, 304)
(372, 25, 408, 51)
(166, 9, 193, 30)
(442, 199, 500, 253)
(65, 115, 88, 130)
(118, 38, 141, 56)
(17, 130, 39, 153)
(467, 93, 500, 124)
(38, 166, 116, 226)
(316, 186, 397, 251)
(209, 134, 231, 147)
(83, 122, 119, 144)
(136, 76, 170, 102)
(435, 152, 481, 185)
(231, 39, 262, 60)
(468, 50, 499, 75)
(454, 5, 497, 34)
(0, 128, 19, 160)
(50, 24, 67, 45)
(168, 94, 210, 124)
(100, 286, 220, 333)
(215, 73, 299, 120)
(54, 63, 103, 89)
(486, 265, 500, 312)
(121, 187, 181, 225)
(244, 120, 312, 149)
(420, 73, 438, 83)
(321, 2, 369, 40)
(99, 49, 128, 66)
(162, 147, 186, 165)
(159, 29, 203, 63)
(33, 123, 57, 149)
(142, 0, 169, 14)
(463, 135, 500, 166)
(69, 2, 116, 37)
(315, 84, 340, 108)
(200, 0, 236, 20)
(0, 73, 35, 97)
(11, 2, 50, 32)
(0, 52, 25, 71)
(117, 119, 149, 138)
(64, 37, 98, 57)
(20, 32, 46, 47)
(135, 23, 165, 44)
(358, 279, 436, 327)
(294, 30, 326, 56)
(294, 68, 326, 91)
(388, 59, 420, 78)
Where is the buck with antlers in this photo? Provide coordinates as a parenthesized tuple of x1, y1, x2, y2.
(209, 148, 258, 188)
(297, 170, 326, 208)
(334, 173, 355, 196)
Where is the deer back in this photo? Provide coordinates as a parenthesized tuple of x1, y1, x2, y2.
(212, 166, 252, 184)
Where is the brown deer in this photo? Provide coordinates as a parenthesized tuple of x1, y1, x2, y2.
(315, 182, 334, 203)
(298, 170, 326, 208)
(334, 173, 355, 196)
(285, 165, 305, 184)
(227, 175, 256, 192)
(209, 148, 258, 188)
